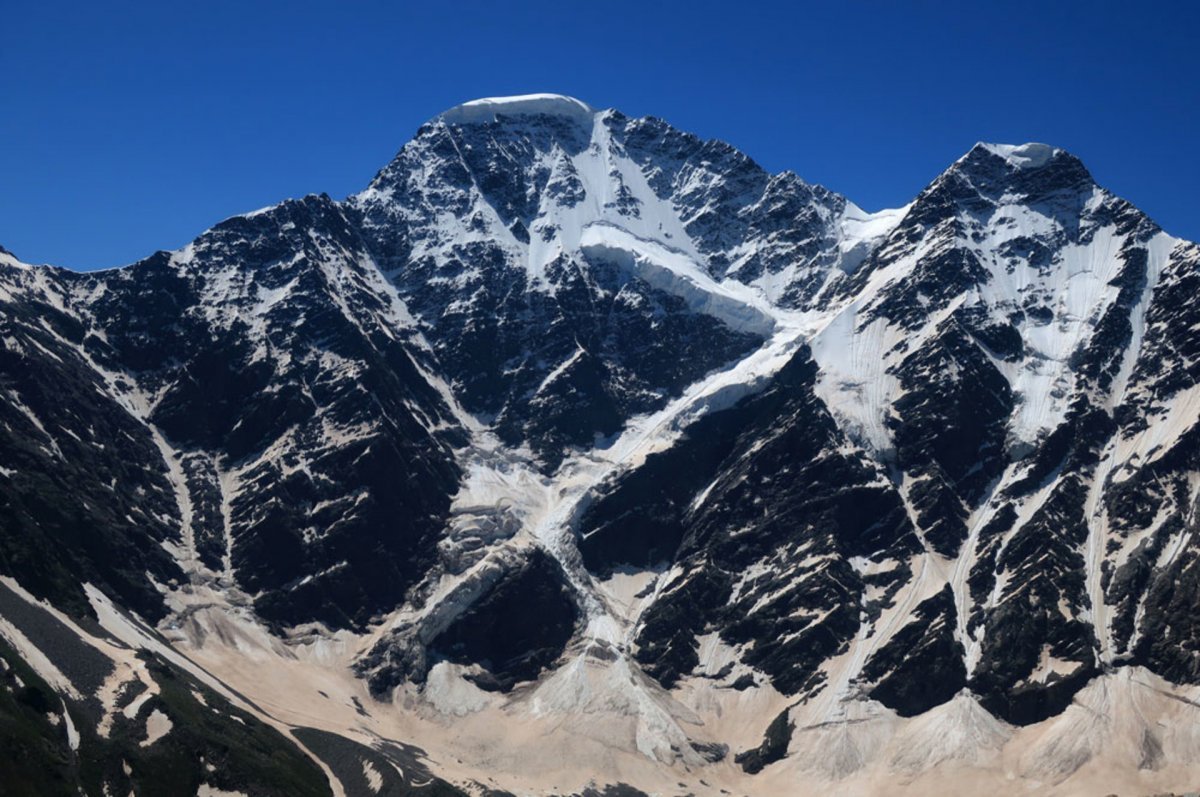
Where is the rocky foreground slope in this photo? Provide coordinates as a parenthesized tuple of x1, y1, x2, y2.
(2, 94, 1200, 796)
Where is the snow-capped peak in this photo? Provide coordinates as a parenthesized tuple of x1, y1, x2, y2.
(930, 141, 1094, 200)
(975, 141, 1058, 169)
(0, 244, 18, 265)
(438, 93, 596, 126)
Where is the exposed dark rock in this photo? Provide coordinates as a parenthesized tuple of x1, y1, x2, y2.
(734, 708, 794, 774)
(430, 549, 579, 691)
(861, 586, 966, 716)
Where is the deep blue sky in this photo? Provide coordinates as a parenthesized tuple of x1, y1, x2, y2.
(4, 1, 1198, 270)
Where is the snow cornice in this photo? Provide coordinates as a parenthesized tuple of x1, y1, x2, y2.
(437, 93, 597, 126)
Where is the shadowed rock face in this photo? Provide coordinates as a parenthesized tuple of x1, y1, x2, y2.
(859, 586, 966, 716)
(429, 549, 579, 691)
(348, 112, 770, 469)
(80, 197, 466, 631)
(3, 97, 1200, 793)
(0, 264, 185, 622)
(586, 349, 918, 695)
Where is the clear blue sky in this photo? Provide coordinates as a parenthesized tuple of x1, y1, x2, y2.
(3, 1, 1197, 269)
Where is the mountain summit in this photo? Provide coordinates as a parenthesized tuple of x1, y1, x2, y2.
(2, 96, 1199, 796)
(437, 92, 598, 125)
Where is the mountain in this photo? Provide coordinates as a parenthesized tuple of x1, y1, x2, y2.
(2, 94, 1200, 796)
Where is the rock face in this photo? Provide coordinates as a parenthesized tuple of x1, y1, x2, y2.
(3, 95, 1200, 795)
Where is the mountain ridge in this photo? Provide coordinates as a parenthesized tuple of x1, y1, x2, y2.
(1, 94, 1199, 796)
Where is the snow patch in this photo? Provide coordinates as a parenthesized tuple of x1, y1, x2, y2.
(197, 786, 250, 797)
(62, 700, 80, 750)
(122, 688, 156, 721)
(361, 759, 384, 793)
(140, 708, 172, 746)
